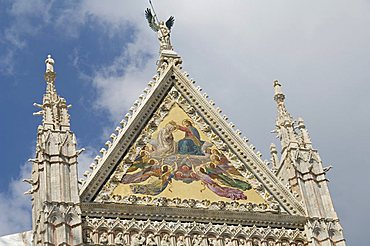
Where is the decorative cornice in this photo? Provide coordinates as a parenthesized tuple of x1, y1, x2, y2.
(81, 203, 306, 229)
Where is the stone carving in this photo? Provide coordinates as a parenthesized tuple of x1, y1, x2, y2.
(267, 239, 275, 246)
(238, 238, 245, 246)
(280, 241, 288, 246)
(177, 235, 186, 246)
(145, 8, 175, 51)
(160, 234, 171, 246)
(207, 238, 217, 246)
(115, 232, 125, 245)
(224, 238, 233, 246)
(192, 235, 203, 246)
(99, 232, 109, 244)
(251, 238, 260, 246)
(146, 233, 157, 246)
(132, 233, 146, 246)
(83, 207, 306, 246)
(83, 230, 93, 243)
(45, 54, 55, 73)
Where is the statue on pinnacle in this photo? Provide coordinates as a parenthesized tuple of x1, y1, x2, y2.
(45, 54, 55, 73)
(145, 8, 175, 51)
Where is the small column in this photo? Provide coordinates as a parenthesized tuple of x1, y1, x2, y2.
(170, 234, 177, 246)
(124, 231, 131, 246)
(185, 235, 192, 246)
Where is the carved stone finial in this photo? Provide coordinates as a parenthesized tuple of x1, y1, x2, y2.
(273, 79, 285, 102)
(273, 80, 298, 150)
(297, 117, 312, 148)
(45, 54, 55, 73)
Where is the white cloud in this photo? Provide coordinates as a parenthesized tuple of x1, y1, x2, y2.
(0, 163, 32, 236)
(91, 36, 157, 121)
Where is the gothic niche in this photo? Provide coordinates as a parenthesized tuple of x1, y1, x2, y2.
(131, 232, 147, 246)
(99, 231, 109, 244)
(146, 232, 157, 246)
(83, 229, 93, 244)
(176, 235, 186, 246)
(160, 233, 171, 246)
(207, 237, 217, 246)
(114, 231, 126, 245)
(192, 234, 203, 246)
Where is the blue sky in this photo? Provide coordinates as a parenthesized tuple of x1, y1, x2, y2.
(1, 0, 370, 244)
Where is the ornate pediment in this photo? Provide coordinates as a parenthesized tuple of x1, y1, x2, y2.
(79, 51, 305, 217)
(95, 96, 278, 213)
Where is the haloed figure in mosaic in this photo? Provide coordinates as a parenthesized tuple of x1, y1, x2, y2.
(177, 119, 205, 155)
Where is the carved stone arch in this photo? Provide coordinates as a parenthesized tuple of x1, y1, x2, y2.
(173, 226, 187, 235)
(158, 225, 172, 235)
(127, 220, 140, 232)
(220, 232, 233, 239)
(249, 228, 263, 242)
(229, 225, 244, 238)
(111, 218, 124, 230)
(113, 227, 124, 236)
(130, 229, 142, 235)
(96, 223, 110, 232)
(205, 232, 218, 238)
(291, 231, 306, 244)
(143, 228, 158, 236)
(187, 226, 201, 236)
(142, 220, 157, 233)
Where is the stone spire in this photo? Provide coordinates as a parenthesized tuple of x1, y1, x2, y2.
(272, 81, 346, 245)
(273, 80, 298, 150)
(28, 54, 83, 245)
(34, 54, 71, 131)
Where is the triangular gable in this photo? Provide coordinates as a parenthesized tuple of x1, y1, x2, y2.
(79, 50, 305, 216)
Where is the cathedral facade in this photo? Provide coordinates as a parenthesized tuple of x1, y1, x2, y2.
(21, 12, 346, 246)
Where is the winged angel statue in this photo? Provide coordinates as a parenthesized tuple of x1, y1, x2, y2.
(145, 8, 175, 51)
